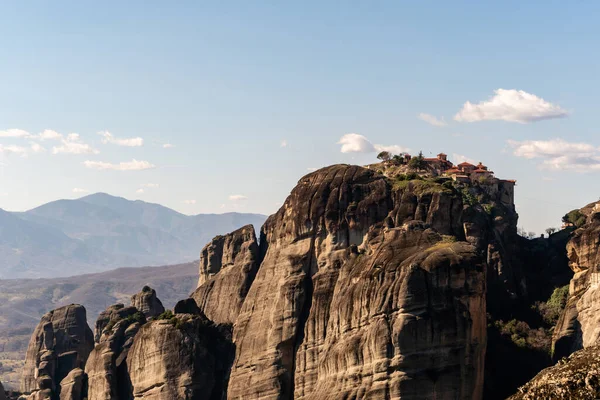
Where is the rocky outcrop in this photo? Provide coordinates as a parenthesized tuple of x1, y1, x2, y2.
(0, 381, 6, 400)
(223, 165, 489, 400)
(191, 224, 260, 325)
(58, 368, 86, 400)
(173, 298, 202, 315)
(20, 304, 94, 399)
(509, 345, 600, 399)
(85, 304, 145, 400)
(130, 287, 164, 319)
(127, 314, 233, 400)
(553, 204, 600, 359)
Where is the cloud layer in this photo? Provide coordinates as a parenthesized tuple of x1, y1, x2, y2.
(338, 133, 409, 155)
(98, 131, 144, 147)
(0, 129, 31, 138)
(455, 89, 568, 124)
(83, 159, 155, 171)
(229, 194, 248, 201)
(508, 138, 600, 171)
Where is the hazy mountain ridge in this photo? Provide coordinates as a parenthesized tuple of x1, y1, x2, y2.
(0, 193, 266, 279)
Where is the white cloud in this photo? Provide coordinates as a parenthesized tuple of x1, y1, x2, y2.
(30, 142, 46, 153)
(72, 188, 89, 194)
(136, 188, 144, 194)
(52, 133, 99, 155)
(37, 129, 63, 140)
(98, 130, 143, 147)
(454, 89, 568, 124)
(229, 194, 248, 201)
(452, 153, 477, 165)
(307, 167, 318, 172)
(162, 143, 174, 149)
(418, 113, 447, 127)
(53, 142, 99, 155)
(0, 129, 30, 138)
(83, 159, 156, 171)
(141, 183, 159, 188)
(280, 140, 288, 148)
(338, 133, 375, 153)
(508, 138, 600, 172)
(0, 144, 29, 157)
(338, 133, 409, 154)
(183, 199, 196, 204)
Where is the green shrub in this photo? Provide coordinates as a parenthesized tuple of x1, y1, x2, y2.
(157, 310, 174, 320)
(461, 188, 477, 206)
(534, 285, 570, 325)
(562, 210, 586, 228)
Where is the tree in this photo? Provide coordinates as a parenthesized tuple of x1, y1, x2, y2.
(545, 227, 557, 236)
(408, 151, 427, 171)
(392, 154, 404, 164)
(377, 151, 391, 162)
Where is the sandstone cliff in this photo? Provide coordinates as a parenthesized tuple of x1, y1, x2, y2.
(20, 304, 94, 399)
(127, 313, 233, 400)
(194, 165, 501, 400)
(553, 203, 600, 359)
(85, 304, 145, 400)
(18, 163, 529, 400)
(191, 224, 260, 324)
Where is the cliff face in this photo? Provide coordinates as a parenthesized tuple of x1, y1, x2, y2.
(553, 205, 600, 359)
(207, 165, 501, 400)
(191, 224, 260, 325)
(85, 304, 144, 400)
(18, 163, 524, 400)
(20, 304, 94, 399)
(126, 313, 233, 400)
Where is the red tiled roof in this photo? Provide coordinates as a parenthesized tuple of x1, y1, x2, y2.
(458, 162, 475, 167)
(473, 169, 488, 172)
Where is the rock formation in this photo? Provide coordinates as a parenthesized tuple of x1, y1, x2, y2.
(130, 287, 164, 319)
(127, 314, 233, 400)
(20, 304, 94, 399)
(85, 304, 145, 400)
(191, 224, 260, 325)
(509, 345, 600, 399)
(208, 165, 494, 400)
(553, 203, 600, 359)
(0, 381, 6, 400)
(58, 368, 86, 400)
(17, 163, 531, 400)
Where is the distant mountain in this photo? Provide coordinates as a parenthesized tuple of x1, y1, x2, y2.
(0, 261, 198, 389)
(1, 193, 266, 279)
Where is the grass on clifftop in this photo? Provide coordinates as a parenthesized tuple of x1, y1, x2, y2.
(392, 176, 454, 196)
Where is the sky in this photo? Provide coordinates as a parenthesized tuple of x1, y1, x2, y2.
(1, 1, 599, 234)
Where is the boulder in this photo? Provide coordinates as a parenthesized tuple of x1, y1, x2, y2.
(130, 287, 164, 319)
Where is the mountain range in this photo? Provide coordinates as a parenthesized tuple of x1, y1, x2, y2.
(0, 193, 266, 279)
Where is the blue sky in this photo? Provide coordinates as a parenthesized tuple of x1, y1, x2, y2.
(1, 1, 599, 233)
